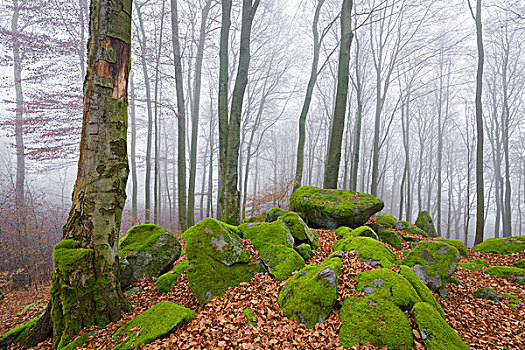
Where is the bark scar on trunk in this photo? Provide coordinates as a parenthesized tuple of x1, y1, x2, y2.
(94, 36, 130, 102)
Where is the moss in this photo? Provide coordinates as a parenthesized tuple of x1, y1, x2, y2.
(415, 211, 438, 238)
(52, 239, 93, 272)
(396, 220, 430, 238)
(401, 241, 460, 288)
(399, 265, 445, 318)
(295, 244, 313, 260)
(472, 236, 525, 255)
(484, 266, 525, 286)
(514, 259, 525, 269)
(156, 261, 190, 294)
(458, 259, 488, 272)
(411, 302, 469, 350)
(113, 301, 194, 350)
(243, 308, 257, 326)
(266, 208, 290, 222)
(278, 212, 318, 248)
(61, 331, 96, 350)
(354, 268, 420, 310)
(378, 229, 402, 250)
(119, 224, 169, 258)
(339, 296, 413, 349)
(498, 293, 521, 311)
(333, 236, 398, 268)
(472, 288, 499, 301)
(375, 214, 397, 228)
(0, 312, 43, 347)
(402, 235, 420, 243)
(437, 238, 468, 258)
(335, 226, 378, 240)
(278, 255, 342, 328)
(290, 186, 384, 229)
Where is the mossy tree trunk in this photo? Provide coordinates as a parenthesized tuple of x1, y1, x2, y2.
(323, 0, 353, 189)
(19, 1, 133, 348)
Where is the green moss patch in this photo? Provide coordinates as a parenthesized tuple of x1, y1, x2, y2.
(333, 236, 398, 268)
(278, 254, 342, 328)
(335, 226, 378, 240)
(399, 265, 445, 318)
(415, 211, 438, 238)
(243, 308, 257, 326)
(266, 208, 290, 222)
(472, 236, 525, 255)
(290, 186, 384, 229)
(514, 259, 525, 269)
(278, 212, 319, 249)
(114, 301, 194, 350)
(498, 293, 522, 311)
(484, 266, 525, 286)
(119, 224, 169, 258)
(437, 238, 468, 258)
(339, 296, 412, 349)
(295, 244, 313, 260)
(53, 239, 93, 273)
(458, 259, 488, 272)
(0, 313, 43, 348)
(355, 268, 420, 309)
(473, 288, 499, 301)
(375, 214, 397, 228)
(156, 261, 190, 294)
(378, 229, 403, 250)
(411, 302, 469, 350)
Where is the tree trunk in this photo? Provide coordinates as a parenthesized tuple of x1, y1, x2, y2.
(171, 0, 188, 231)
(21, 1, 133, 347)
(129, 71, 138, 222)
(324, 0, 353, 189)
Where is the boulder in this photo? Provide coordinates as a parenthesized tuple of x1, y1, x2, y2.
(484, 266, 525, 286)
(399, 265, 445, 318)
(411, 302, 469, 350)
(119, 225, 182, 290)
(374, 214, 397, 228)
(278, 212, 319, 249)
(113, 301, 194, 350)
(401, 241, 460, 292)
(335, 226, 378, 240)
(290, 186, 384, 229)
(239, 221, 304, 281)
(295, 244, 313, 261)
(472, 236, 525, 255)
(415, 211, 438, 237)
(156, 260, 190, 294)
(458, 259, 488, 272)
(377, 229, 403, 250)
(184, 218, 258, 305)
(395, 220, 430, 238)
(472, 288, 499, 301)
(278, 254, 342, 328)
(514, 259, 525, 268)
(437, 238, 468, 258)
(339, 296, 413, 349)
(265, 208, 291, 223)
(333, 236, 398, 268)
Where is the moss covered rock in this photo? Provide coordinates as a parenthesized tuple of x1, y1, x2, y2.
(472, 288, 499, 301)
(378, 229, 403, 250)
(240, 221, 304, 281)
(514, 259, 525, 269)
(484, 266, 525, 286)
(399, 265, 444, 318)
(295, 244, 313, 261)
(401, 241, 460, 292)
(290, 186, 384, 229)
(411, 302, 469, 350)
(375, 214, 397, 228)
(185, 218, 257, 305)
(278, 212, 319, 249)
(472, 236, 525, 255)
(395, 220, 430, 238)
(437, 238, 468, 258)
(265, 208, 291, 222)
(333, 236, 398, 268)
(355, 268, 420, 310)
(119, 225, 182, 290)
(278, 254, 342, 328)
(458, 259, 488, 272)
(415, 211, 438, 237)
(335, 226, 378, 240)
(339, 296, 413, 349)
(0, 313, 44, 348)
(156, 261, 190, 294)
(113, 301, 194, 349)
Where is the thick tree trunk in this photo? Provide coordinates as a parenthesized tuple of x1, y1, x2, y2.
(324, 0, 353, 189)
(21, 1, 133, 348)
(171, 0, 188, 231)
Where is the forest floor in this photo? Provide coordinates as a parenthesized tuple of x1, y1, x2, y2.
(1, 229, 524, 350)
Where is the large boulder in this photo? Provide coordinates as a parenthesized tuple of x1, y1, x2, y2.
(290, 186, 384, 229)
(377, 229, 403, 250)
(415, 211, 438, 237)
(335, 226, 378, 240)
(278, 253, 342, 328)
(472, 236, 525, 255)
(239, 221, 304, 281)
(278, 212, 319, 249)
(113, 301, 194, 350)
(184, 218, 258, 305)
(437, 238, 468, 258)
(333, 236, 398, 268)
(119, 225, 182, 290)
(401, 241, 460, 292)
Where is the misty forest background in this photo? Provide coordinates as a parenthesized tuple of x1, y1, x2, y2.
(0, 0, 524, 289)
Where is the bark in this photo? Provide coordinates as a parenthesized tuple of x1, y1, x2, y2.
(293, 0, 325, 191)
(21, 1, 133, 347)
(324, 0, 353, 189)
(171, 0, 188, 231)
(188, 0, 213, 227)
(129, 71, 138, 222)
(350, 31, 364, 192)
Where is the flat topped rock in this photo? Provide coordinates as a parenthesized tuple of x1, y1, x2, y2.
(290, 186, 384, 229)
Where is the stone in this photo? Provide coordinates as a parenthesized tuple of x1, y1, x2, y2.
(377, 229, 403, 250)
(472, 288, 499, 301)
(484, 266, 525, 286)
(335, 226, 378, 240)
(333, 236, 398, 268)
(472, 236, 525, 255)
(278, 212, 319, 249)
(415, 211, 438, 238)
